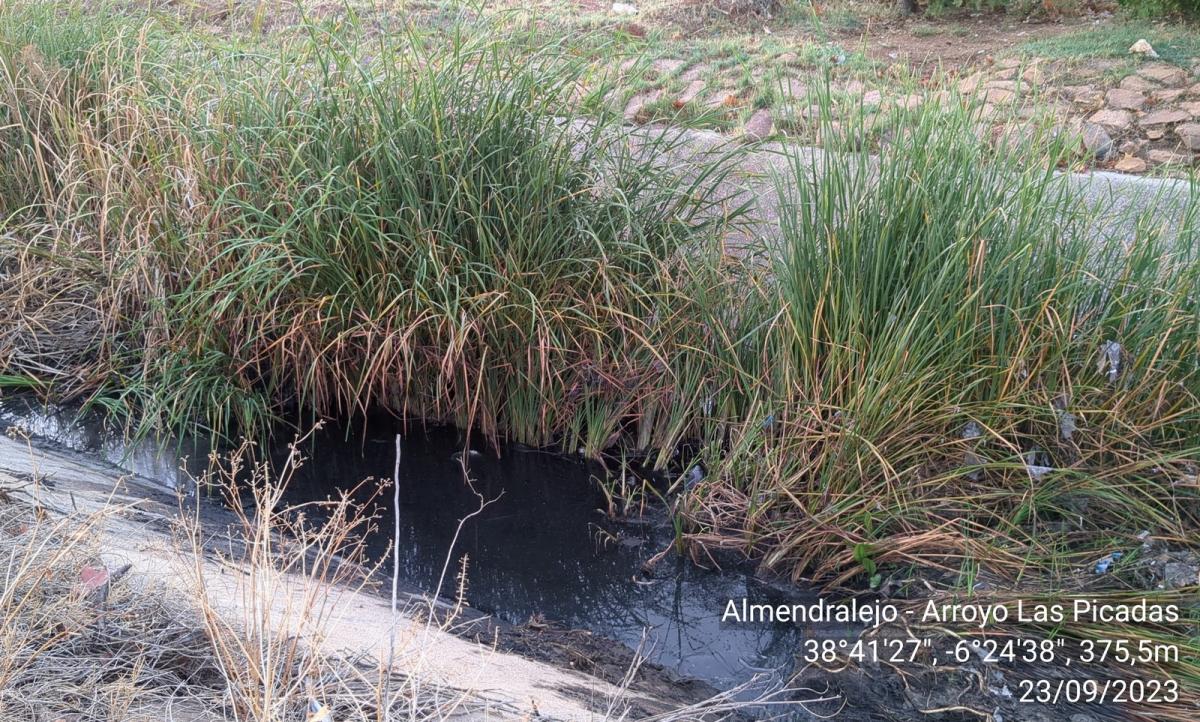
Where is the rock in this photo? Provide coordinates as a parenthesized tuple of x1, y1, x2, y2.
(1129, 39, 1159, 58)
(778, 78, 807, 99)
(704, 90, 740, 111)
(1081, 123, 1113, 159)
(1118, 139, 1145, 156)
(1140, 108, 1190, 126)
(985, 87, 1016, 105)
(844, 80, 865, 95)
(611, 1, 638, 13)
(742, 109, 774, 141)
(862, 90, 882, 106)
(1002, 122, 1042, 148)
(615, 22, 647, 37)
(1148, 149, 1192, 166)
(623, 89, 661, 123)
(1072, 89, 1105, 110)
(651, 58, 685, 76)
(1146, 128, 1166, 140)
(1184, 100, 1200, 117)
(897, 93, 922, 110)
(1105, 88, 1147, 111)
(1153, 88, 1185, 103)
(986, 80, 1017, 91)
(1087, 108, 1133, 131)
(679, 63, 708, 82)
(1119, 75, 1159, 93)
(1114, 155, 1148, 173)
(1022, 65, 1044, 85)
(818, 120, 845, 146)
(1139, 63, 1188, 86)
(1163, 561, 1199, 589)
(1176, 122, 1200, 150)
(958, 71, 984, 94)
(675, 80, 706, 107)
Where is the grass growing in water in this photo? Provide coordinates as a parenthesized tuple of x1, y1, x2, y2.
(1, 2, 1198, 611)
(683, 106, 1200, 584)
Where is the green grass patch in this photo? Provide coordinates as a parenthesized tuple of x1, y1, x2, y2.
(1018, 23, 1200, 65)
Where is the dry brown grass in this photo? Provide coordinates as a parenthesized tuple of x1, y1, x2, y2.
(0, 424, 479, 722)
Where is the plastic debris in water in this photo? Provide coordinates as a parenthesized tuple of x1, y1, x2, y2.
(1058, 411, 1077, 441)
(962, 421, 983, 440)
(1052, 394, 1075, 441)
(306, 699, 334, 722)
(962, 421, 984, 480)
(1025, 464, 1053, 480)
(1094, 551, 1124, 574)
(1023, 449, 1053, 480)
(1098, 340, 1122, 383)
(684, 463, 705, 491)
(761, 414, 775, 430)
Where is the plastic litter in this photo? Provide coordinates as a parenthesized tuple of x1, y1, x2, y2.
(962, 421, 984, 480)
(1098, 340, 1122, 383)
(1057, 411, 1076, 441)
(1094, 551, 1123, 574)
(1023, 449, 1053, 480)
(1052, 394, 1075, 441)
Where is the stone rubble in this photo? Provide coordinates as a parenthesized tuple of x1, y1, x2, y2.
(614, 50, 1200, 174)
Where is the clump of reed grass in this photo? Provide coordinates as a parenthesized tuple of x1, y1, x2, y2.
(684, 94, 1200, 586)
(0, 2, 743, 453)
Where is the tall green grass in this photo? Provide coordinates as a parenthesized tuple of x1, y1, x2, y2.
(2, 2, 1199, 597)
(684, 104, 1200, 583)
(0, 4, 744, 452)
